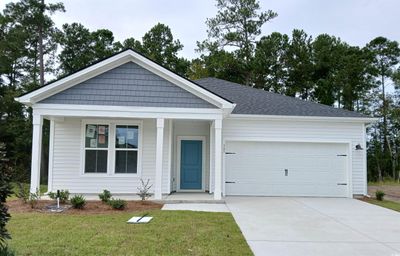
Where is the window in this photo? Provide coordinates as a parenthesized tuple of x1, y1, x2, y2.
(84, 124, 109, 173)
(115, 125, 139, 173)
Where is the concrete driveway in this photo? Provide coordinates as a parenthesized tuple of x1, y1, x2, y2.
(226, 197, 400, 256)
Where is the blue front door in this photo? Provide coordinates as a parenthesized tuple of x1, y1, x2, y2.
(180, 140, 202, 190)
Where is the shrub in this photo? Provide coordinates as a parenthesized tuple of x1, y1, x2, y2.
(15, 183, 29, 203)
(0, 246, 15, 256)
(48, 190, 70, 203)
(70, 195, 86, 209)
(0, 164, 13, 249)
(28, 189, 40, 209)
(137, 179, 152, 201)
(99, 190, 112, 203)
(376, 190, 385, 201)
(108, 198, 126, 210)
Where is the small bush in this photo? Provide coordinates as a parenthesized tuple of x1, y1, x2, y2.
(0, 246, 15, 256)
(376, 190, 385, 201)
(15, 183, 29, 203)
(108, 198, 126, 210)
(70, 195, 86, 209)
(28, 189, 40, 209)
(99, 190, 112, 203)
(137, 179, 152, 201)
(48, 190, 70, 203)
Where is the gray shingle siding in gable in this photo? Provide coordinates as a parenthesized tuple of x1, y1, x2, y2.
(39, 62, 216, 108)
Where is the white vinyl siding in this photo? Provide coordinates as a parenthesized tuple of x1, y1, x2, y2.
(51, 118, 171, 194)
(222, 118, 366, 195)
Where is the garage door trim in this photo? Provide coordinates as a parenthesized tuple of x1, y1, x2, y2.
(222, 137, 353, 198)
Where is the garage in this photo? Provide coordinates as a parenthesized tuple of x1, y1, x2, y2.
(225, 141, 350, 197)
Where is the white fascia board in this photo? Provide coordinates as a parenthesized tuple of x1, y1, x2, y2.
(32, 103, 224, 120)
(16, 50, 235, 111)
(227, 114, 378, 123)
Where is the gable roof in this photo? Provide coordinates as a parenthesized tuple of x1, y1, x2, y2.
(195, 77, 370, 118)
(16, 49, 234, 110)
(39, 62, 217, 108)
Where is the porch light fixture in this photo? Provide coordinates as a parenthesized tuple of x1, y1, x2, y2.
(355, 144, 363, 150)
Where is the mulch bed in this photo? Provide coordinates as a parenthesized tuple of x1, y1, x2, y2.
(368, 185, 400, 202)
(7, 200, 163, 214)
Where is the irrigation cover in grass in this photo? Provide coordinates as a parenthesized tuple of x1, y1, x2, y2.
(127, 215, 153, 224)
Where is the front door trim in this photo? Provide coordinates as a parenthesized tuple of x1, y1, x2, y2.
(177, 136, 206, 192)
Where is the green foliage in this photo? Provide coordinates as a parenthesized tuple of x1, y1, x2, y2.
(197, 0, 277, 84)
(15, 183, 29, 203)
(70, 195, 86, 209)
(98, 190, 112, 203)
(253, 32, 289, 93)
(28, 189, 40, 209)
(0, 164, 13, 249)
(202, 0, 277, 61)
(108, 198, 127, 210)
(0, 0, 64, 183)
(141, 23, 189, 76)
(55, 23, 115, 75)
(375, 190, 385, 201)
(0, 246, 15, 256)
(48, 190, 69, 204)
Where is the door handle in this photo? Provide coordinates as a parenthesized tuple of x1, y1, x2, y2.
(337, 183, 347, 186)
(285, 169, 288, 176)
(225, 181, 236, 184)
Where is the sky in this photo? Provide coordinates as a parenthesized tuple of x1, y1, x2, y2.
(0, 0, 399, 60)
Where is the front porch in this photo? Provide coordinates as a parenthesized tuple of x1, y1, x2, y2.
(30, 104, 224, 200)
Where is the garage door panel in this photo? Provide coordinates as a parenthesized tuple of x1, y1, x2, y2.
(225, 141, 348, 197)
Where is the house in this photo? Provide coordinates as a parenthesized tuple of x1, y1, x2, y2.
(16, 49, 376, 200)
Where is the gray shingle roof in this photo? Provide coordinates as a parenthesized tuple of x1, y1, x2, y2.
(195, 77, 368, 118)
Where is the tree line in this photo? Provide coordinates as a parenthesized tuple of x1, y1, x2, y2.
(1, 0, 400, 183)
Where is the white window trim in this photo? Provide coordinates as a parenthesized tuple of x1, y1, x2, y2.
(80, 119, 143, 177)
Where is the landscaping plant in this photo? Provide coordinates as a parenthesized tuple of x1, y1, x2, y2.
(15, 183, 29, 203)
(0, 164, 13, 251)
(28, 189, 40, 209)
(108, 198, 127, 210)
(48, 190, 70, 203)
(376, 190, 385, 201)
(70, 195, 86, 209)
(99, 190, 112, 203)
(137, 179, 152, 201)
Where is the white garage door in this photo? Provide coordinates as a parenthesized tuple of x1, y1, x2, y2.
(225, 141, 349, 197)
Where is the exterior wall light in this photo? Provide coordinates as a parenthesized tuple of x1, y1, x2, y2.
(355, 144, 363, 150)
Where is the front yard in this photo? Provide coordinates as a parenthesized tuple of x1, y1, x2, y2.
(7, 208, 252, 256)
(362, 180, 400, 213)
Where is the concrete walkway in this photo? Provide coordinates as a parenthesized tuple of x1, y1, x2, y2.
(162, 203, 230, 212)
(226, 197, 400, 256)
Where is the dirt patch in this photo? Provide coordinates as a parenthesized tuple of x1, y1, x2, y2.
(368, 185, 400, 202)
(7, 200, 163, 214)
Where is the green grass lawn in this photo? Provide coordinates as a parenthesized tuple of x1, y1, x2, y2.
(8, 210, 252, 256)
(368, 179, 400, 186)
(364, 198, 400, 213)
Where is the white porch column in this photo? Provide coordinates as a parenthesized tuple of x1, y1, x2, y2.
(155, 118, 165, 200)
(47, 119, 55, 193)
(30, 114, 43, 194)
(213, 119, 222, 200)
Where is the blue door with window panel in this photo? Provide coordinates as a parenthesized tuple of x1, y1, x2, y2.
(180, 140, 202, 189)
